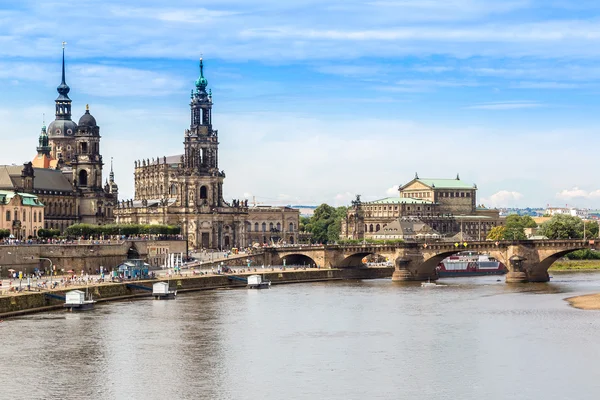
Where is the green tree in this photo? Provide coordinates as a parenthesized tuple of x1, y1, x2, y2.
(37, 228, 60, 238)
(503, 214, 528, 240)
(538, 214, 588, 239)
(303, 204, 347, 244)
(0, 229, 10, 239)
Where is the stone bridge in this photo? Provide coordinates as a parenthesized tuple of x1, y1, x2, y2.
(263, 239, 599, 283)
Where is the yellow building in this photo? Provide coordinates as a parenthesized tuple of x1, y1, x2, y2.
(0, 190, 45, 239)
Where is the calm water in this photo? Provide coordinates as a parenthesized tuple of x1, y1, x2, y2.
(2, 273, 600, 400)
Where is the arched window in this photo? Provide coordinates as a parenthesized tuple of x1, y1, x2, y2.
(200, 186, 208, 199)
(39, 211, 42, 221)
(289, 222, 294, 232)
(23, 211, 26, 221)
(369, 224, 374, 232)
(246, 221, 251, 232)
(276, 222, 281, 231)
(79, 170, 88, 186)
(376, 224, 380, 232)
(170, 183, 177, 196)
(262, 222, 266, 232)
(269, 222, 274, 231)
(254, 222, 259, 232)
(33, 212, 37, 223)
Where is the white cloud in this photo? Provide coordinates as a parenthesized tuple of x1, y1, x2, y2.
(334, 192, 355, 207)
(556, 187, 600, 199)
(481, 191, 523, 207)
(386, 185, 399, 196)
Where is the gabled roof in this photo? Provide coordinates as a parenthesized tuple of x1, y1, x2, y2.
(400, 177, 476, 190)
(0, 165, 74, 192)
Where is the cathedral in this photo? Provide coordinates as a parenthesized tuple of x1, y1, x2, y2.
(115, 59, 299, 250)
(0, 45, 118, 231)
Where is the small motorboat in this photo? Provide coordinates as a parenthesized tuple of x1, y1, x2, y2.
(247, 274, 271, 289)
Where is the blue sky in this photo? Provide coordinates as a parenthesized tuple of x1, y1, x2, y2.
(1, 0, 600, 208)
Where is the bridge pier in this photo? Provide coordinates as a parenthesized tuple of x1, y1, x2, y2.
(391, 258, 438, 282)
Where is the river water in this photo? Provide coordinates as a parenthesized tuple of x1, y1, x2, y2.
(2, 272, 600, 400)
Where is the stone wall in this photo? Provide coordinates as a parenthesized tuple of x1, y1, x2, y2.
(0, 240, 186, 276)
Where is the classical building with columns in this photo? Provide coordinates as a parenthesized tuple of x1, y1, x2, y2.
(115, 59, 299, 250)
(341, 174, 503, 241)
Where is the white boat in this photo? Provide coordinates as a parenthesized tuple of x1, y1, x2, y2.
(64, 289, 96, 311)
(152, 281, 177, 300)
(421, 278, 437, 288)
(247, 274, 271, 289)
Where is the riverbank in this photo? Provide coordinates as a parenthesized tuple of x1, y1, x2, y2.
(549, 260, 600, 271)
(0, 267, 394, 318)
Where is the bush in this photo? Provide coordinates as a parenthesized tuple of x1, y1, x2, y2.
(37, 228, 60, 238)
(0, 229, 10, 239)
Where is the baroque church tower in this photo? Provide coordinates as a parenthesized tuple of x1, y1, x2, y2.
(181, 58, 224, 208)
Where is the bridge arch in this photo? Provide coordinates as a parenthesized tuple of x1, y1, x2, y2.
(281, 253, 318, 268)
(338, 251, 391, 268)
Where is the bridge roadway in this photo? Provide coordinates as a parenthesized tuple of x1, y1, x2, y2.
(262, 239, 599, 283)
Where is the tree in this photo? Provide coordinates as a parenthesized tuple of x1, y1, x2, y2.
(503, 214, 528, 240)
(302, 204, 347, 244)
(538, 214, 588, 239)
(37, 228, 60, 238)
(0, 229, 10, 239)
(486, 226, 506, 241)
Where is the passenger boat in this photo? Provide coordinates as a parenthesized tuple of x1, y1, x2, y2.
(437, 252, 507, 277)
(64, 289, 96, 311)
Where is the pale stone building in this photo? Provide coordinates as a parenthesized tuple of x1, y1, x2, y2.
(341, 174, 502, 241)
(115, 59, 299, 249)
(0, 190, 45, 239)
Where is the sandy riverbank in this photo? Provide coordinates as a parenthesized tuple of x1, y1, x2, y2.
(566, 293, 600, 310)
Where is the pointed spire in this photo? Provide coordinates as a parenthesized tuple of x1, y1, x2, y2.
(110, 157, 114, 182)
(195, 57, 208, 90)
(57, 41, 70, 99)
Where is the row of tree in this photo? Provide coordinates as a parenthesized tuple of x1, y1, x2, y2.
(65, 224, 181, 237)
(486, 214, 599, 241)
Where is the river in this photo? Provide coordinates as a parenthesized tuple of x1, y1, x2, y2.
(2, 272, 600, 400)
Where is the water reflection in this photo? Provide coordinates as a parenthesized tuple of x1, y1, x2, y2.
(1, 273, 600, 400)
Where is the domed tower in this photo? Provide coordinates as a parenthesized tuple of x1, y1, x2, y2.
(181, 58, 223, 208)
(72, 104, 102, 190)
(32, 122, 58, 169)
(47, 43, 78, 164)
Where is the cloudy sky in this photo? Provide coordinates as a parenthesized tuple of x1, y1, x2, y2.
(1, 0, 600, 209)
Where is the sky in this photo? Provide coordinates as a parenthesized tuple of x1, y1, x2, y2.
(1, 0, 600, 209)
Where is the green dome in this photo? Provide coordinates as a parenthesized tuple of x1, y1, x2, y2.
(195, 58, 208, 89)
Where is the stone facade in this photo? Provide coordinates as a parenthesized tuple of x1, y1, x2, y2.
(0, 46, 119, 232)
(114, 59, 299, 249)
(341, 175, 503, 240)
(0, 190, 45, 239)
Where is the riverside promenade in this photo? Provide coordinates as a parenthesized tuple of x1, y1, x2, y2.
(0, 266, 394, 318)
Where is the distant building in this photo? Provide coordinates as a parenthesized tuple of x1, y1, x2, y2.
(545, 207, 588, 219)
(341, 174, 503, 241)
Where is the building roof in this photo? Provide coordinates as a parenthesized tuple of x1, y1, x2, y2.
(367, 197, 433, 205)
(0, 165, 74, 193)
(400, 177, 476, 190)
(0, 190, 44, 207)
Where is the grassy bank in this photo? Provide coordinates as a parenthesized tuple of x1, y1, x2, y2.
(549, 260, 600, 271)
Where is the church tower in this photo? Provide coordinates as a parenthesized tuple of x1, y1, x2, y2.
(47, 43, 78, 164)
(181, 58, 223, 208)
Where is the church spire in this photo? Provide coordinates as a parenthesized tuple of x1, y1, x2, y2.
(109, 157, 115, 182)
(56, 42, 70, 100)
(54, 42, 73, 121)
(36, 122, 51, 156)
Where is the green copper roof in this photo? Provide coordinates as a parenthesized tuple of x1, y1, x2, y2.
(414, 178, 475, 190)
(367, 197, 433, 205)
(0, 190, 44, 207)
(195, 58, 208, 89)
